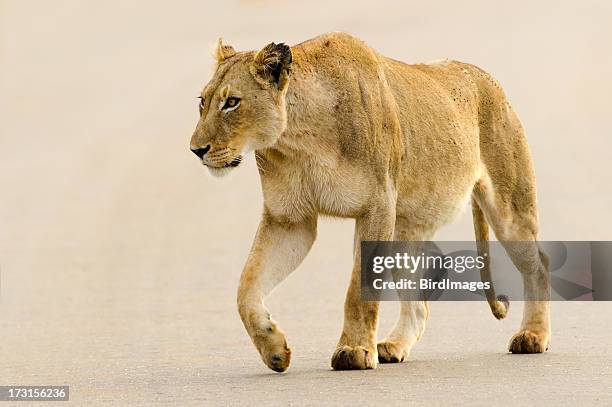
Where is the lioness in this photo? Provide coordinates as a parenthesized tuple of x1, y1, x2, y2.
(190, 33, 550, 372)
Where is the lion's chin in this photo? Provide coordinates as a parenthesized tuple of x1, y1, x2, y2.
(207, 166, 235, 178)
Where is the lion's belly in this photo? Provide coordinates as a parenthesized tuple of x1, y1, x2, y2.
(396, 174, 477, 233)
(396, 127, 482, 232)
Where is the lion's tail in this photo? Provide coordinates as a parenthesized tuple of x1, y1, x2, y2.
(471, 197, 509, 320)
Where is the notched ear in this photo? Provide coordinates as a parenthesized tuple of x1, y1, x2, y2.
(250, 42, 292, 90)
(215, 38, 236, 62)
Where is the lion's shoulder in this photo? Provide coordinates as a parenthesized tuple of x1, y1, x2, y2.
(292, 32, 379, 67)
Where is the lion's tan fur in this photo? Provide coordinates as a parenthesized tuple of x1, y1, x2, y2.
(190, 32, 551, 372)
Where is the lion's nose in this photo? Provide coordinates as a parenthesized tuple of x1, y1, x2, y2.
(191, 145, 211, 159)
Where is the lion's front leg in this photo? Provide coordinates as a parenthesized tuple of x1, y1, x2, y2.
(331, 202, 395, 370)
(238, 210, 316, 372)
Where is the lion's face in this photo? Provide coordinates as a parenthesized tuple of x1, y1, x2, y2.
(190, 40, 292, 177)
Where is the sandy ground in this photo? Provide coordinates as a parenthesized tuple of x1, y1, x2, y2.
(1, 1, 612, 405)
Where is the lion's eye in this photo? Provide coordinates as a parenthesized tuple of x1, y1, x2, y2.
(222, 97, 241, 111)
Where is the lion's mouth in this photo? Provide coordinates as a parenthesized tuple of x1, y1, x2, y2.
(204, 155, 243, 177)
(224, 156, 242, 168)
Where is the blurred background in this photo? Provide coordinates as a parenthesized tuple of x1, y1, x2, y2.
(1, 1, 611, 404)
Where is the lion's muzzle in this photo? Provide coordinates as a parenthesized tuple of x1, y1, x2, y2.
(190, 144, 211, 159)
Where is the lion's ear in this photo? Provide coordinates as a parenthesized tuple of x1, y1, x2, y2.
(215, 38, 236, 62)
(250, 42, 292, 90)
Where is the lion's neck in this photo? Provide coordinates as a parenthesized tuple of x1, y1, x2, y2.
(274, 60, 337, 157)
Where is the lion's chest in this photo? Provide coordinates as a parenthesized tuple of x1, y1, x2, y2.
(261, 159, 370, 221)
(307, 162, 371, 217)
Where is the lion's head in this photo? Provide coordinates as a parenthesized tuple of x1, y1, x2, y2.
(190, 39, 292, 177)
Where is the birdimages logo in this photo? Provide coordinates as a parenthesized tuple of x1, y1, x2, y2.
(360, 241, 612, 301)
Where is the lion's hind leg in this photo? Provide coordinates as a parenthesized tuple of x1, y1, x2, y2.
(377, 216, 431, 364)
(473, 70, 551, 353)
(473, 167, 550, 353)
(377, 300, 429, 363)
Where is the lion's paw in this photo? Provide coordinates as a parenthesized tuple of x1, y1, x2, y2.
(377, 340, 409, 363)
(264, 343, 291, 373)
(253, 322, 292, 372)
(508, 329, 549, 354)
(331, 345, 377, 370)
